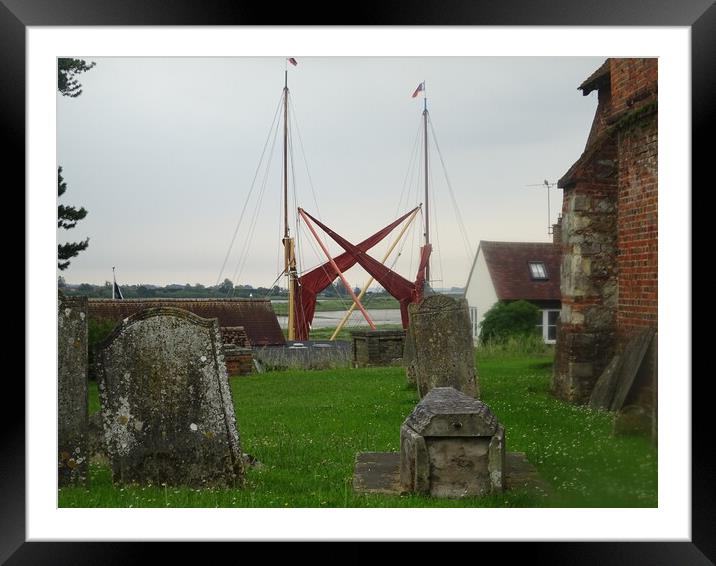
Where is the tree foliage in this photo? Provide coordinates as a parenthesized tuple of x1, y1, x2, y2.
(57, 58, 94, 271)
(219, 278, 234, 294)
(58, 166, 89, 271)
(478, 300, 541, 344)
(58, 58, 96, 97)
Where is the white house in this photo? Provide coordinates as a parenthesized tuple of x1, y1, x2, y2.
(464, 241, 561, 344)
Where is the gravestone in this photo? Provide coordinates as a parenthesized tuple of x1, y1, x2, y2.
(58, 295, 89, 486)
(400, 387, 504, 498)
(95, 307, 244, 487)
(405, 294, 478, 398)
(589, 328, 656, 411)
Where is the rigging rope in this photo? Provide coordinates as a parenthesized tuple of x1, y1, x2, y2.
(429, 150, 444, 287)
(290, 94, 323, 221)
(217, 92, 283, 289)
(229, 102, 282, 288)
(394, 117, 424, 218)
(428, 115, 474, 260)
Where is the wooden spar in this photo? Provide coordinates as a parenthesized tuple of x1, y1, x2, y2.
(297, 208, 376, 330)
(283, 70, 297, 340)
(423, 89, 430, 283)
(283, 71, 289, 240)
(329, 206, 421, 340)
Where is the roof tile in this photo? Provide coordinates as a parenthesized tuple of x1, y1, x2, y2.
(481, 241, 561, 301)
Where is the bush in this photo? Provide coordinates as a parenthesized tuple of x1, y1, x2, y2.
(479, 300, 541, 345)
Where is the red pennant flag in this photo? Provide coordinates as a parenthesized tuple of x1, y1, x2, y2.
(287, 57, 298, 66)
(411, 81, 425, 98)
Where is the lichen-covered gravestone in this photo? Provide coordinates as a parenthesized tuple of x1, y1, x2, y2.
(400, 387, 504, 498)
(404, 294, 479, 398)
(58, 295, 89, 486)
(95, 308, 244, 487)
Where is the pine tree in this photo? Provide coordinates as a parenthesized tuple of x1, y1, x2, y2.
(58, 58, 96, 97)
(57, 58, 95, 271)
(58, 166, 89, 270)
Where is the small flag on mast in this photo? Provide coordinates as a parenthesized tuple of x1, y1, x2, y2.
(287, 57, 298, 66)
(411, 81, 425, 98)
(112, 267, 124, 300)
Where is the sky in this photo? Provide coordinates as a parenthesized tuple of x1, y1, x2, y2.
(57, 56, 605, 289)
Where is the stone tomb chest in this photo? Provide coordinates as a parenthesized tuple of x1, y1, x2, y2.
(400, 387, 504, 497)
(350, 329, 406, 367)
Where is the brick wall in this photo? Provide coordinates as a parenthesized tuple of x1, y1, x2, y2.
(608, 59, 658, 120)
(223, 348, 253, 375)
(221, 326, 251, 348)
(553, 58, 658, 405)
(617, 112, 658, 334)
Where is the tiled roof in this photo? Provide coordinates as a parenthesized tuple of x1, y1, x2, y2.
(480, 241, 561, 302)
(87, 298, 285, 346)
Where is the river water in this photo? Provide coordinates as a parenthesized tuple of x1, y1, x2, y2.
(276, 308, 402, 329)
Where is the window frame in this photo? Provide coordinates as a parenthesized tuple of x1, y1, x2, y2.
(536, 308, 561, 344)
(528, 261, 549, 280)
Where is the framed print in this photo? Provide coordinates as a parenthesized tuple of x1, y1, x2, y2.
(6, 0, 709, 562)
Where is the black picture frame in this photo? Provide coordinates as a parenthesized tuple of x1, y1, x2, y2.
(7, 1, 706, 562)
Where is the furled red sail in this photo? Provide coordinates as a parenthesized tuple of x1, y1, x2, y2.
(293, 209, 431, 339)
(292, 207, 419, 340)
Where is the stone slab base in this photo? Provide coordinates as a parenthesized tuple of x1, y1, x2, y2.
(353, 451, 549, 497)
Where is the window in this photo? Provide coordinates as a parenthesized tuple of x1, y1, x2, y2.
(536, 309, 560, 344)
(469, 306, 478, 341)
(528, 261, 548, 280)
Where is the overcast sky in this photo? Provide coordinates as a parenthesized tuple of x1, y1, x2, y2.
(57, 56, 604, 289)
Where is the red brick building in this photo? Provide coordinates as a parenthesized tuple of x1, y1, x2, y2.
(553, 59, 657, 426)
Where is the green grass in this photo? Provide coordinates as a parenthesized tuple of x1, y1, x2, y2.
(271, 296, 400, 316)
(308, 323, 404, 342)
(65, 351, 656, 508)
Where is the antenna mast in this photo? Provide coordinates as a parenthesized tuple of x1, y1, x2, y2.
(527, 179, 558, 235)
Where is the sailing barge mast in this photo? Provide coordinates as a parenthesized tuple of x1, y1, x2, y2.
(282, 67, 298, 340)
(422, 84, 431, 284)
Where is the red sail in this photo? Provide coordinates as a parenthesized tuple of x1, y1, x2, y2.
(298, 210, 431, 332)
(292, 207, 419, 340)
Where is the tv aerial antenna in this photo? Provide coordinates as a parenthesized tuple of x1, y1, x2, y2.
(527, 179, 558, 235)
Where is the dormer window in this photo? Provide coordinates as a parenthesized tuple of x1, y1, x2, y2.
(528, 261, 548, 280)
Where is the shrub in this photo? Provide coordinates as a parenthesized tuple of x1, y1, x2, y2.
(479, 300, 541, 345)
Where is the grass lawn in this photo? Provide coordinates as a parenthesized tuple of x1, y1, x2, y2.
(308, 323, 404, 342)
(62, 350, 656, 508)
(271, 295, 400, 316)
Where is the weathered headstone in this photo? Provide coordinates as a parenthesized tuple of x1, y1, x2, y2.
(400, 387, 504, 498)
(58, 295, 89, 486)
(405, 294, 478, 398)
(611, 328, 656, 411)
(588, 354, 624, 410)
(589, 328, 656, 411)
(95, 307, 244, 487)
